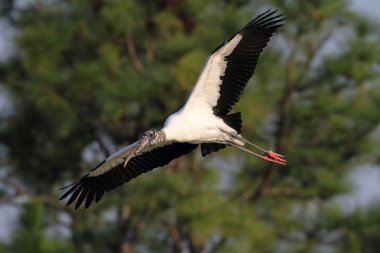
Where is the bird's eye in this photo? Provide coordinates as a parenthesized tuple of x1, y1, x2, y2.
(148, 132, 155, 138)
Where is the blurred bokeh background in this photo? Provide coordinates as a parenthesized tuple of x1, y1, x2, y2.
(1, 0, 380, 252)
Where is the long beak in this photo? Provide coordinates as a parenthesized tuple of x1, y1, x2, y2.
(123, 137, 150, 167)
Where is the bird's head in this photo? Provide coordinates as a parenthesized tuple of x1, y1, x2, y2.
(142, 130, 166, 145)
(123, 130, 166, 166)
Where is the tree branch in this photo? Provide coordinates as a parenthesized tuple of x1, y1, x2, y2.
(145, 40, 156, 65)
(167, 224, 185, 253)
(249, 42, 298, 202)
(124, 34, 143, 73)
(297, 32, 332, 84)
(249, 30, 334, 203)
(94, 130, 112, 157)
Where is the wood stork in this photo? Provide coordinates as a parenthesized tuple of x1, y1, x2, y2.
(60, 10, 286, 209)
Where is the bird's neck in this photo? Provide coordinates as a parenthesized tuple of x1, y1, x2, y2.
(156, 130, 166, 143)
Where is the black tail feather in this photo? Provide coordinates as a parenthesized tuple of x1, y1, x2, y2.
(222, 112, 242, 133)
(201, 143, 226, 157)
(200, 112, 242, 157)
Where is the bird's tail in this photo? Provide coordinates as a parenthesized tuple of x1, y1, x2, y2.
(200, 112, 242, 157)
(222, 112, 242, 133)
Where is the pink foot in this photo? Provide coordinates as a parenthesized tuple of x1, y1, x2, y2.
(260, 151, 287, 165)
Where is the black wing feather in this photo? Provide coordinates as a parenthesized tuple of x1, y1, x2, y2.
(213, 10, 284, 116)
(60, 142, 198, 209)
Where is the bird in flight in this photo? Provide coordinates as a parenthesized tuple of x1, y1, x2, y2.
(60, 10, 286, 209)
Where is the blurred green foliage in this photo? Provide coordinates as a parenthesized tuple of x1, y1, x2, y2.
(0, 199, 74, 253)
(0, 0, 380, 252)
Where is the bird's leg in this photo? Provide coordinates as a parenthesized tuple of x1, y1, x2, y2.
(228, 135, 287, 165)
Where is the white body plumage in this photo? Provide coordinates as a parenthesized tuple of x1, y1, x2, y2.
(163, 109, 241, 144)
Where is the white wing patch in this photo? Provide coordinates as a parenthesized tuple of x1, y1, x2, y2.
(182, 34, 242, 113)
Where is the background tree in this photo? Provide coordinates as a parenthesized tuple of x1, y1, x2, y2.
(0, 0, 379, 252)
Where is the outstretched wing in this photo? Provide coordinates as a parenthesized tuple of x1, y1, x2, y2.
(183, 10, 284, 116)
(60, 142, 198, 209)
